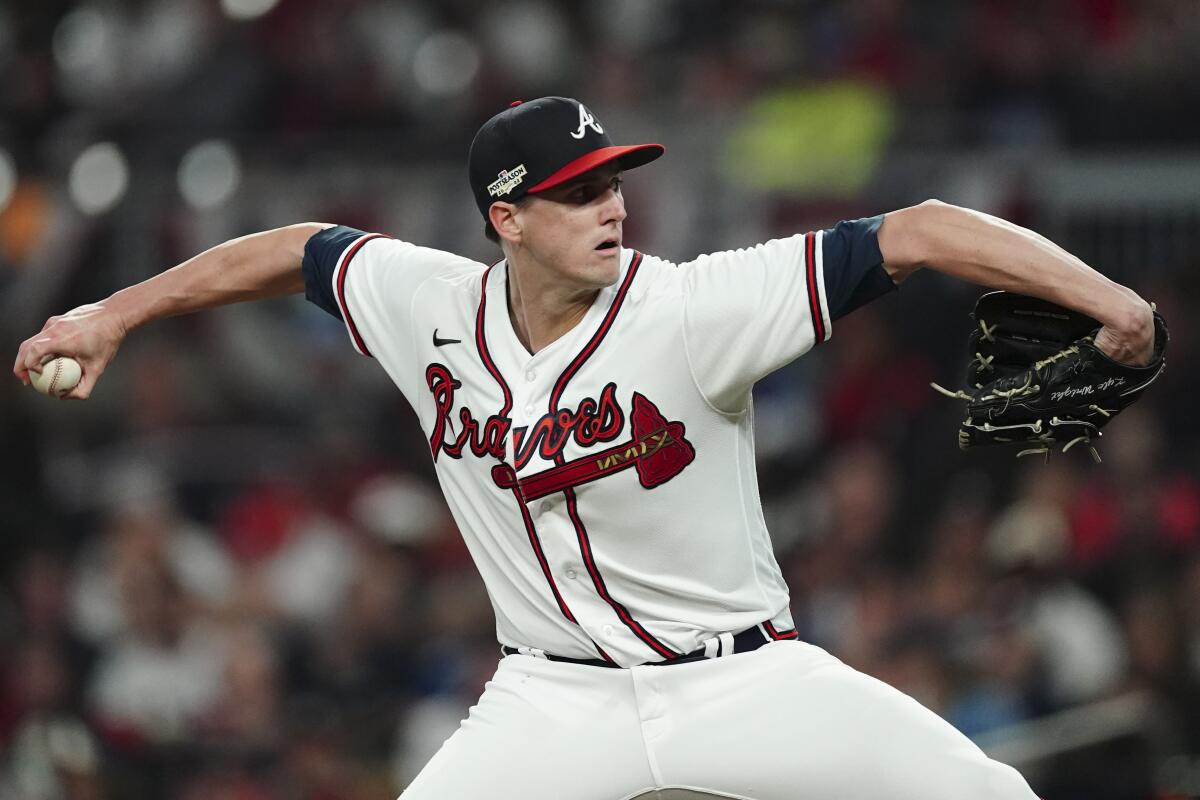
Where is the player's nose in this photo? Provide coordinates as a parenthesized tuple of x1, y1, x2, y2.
(601, 188, 626, 225)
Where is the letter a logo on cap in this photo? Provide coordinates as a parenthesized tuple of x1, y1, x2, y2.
(570, 102, 604, 140)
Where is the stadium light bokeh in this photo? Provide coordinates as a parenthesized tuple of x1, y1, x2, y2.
(68, 142, 128, 216)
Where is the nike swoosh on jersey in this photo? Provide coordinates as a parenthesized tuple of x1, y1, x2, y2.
(433, 329, 462, 347)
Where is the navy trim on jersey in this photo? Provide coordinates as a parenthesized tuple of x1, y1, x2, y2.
(302, 225, 366, 320)
(547, 252, 681, 662)
(302, 225, 386, 357)
(820, 214, 896, 320)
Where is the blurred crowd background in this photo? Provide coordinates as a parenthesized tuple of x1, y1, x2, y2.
(2, 1, 1199, 798)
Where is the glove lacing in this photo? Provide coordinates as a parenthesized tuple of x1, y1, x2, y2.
(933, 328, 1116, 461)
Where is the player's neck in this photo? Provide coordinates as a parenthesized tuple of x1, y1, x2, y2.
(505, 260, 598, 355)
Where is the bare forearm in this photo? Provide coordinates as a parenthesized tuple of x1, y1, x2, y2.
(15, 222, 331, 397)
(112, 223, 328, 332)
(878, 200, 1146, 331)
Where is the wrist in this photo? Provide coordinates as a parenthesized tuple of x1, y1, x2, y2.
(1102, 290, 1152, 338)
(103, 287, 144, 336)
(1092, 290, 1154, 366)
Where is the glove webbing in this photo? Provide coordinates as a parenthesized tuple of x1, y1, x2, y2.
(932, 323, 1115, 462)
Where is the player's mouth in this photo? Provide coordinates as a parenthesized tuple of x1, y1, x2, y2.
(595, 238, 620, 252)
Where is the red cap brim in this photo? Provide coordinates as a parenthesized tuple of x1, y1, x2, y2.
(527, 144, 665, 193)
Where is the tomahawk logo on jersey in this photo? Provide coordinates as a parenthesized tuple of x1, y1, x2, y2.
(302, 217, 893, 666)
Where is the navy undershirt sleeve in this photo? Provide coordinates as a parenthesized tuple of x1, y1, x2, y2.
(820, 214, 897, 320)
(301, 225, 370, 320)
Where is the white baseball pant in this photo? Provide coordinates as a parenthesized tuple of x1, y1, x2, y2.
(400, 640, 1038, 799)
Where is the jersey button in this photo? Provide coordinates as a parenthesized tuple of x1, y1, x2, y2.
(525, 370, 536, 382)
(524, 403, 535, 415)
(565, 569, 577, 580)
(603, 625, 614, 637)
(539, 501, 551, 515)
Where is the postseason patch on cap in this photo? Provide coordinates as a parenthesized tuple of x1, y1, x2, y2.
(487, 164, 528, 197)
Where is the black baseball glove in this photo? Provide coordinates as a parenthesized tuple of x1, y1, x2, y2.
(933, 291, 1168, 461)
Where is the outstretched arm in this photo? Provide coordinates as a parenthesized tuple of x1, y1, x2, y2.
(13, 223, 330, 399)
(878, 200, 1154, 365)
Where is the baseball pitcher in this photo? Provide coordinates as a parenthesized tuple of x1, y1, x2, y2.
(15, 97, 1162, 799)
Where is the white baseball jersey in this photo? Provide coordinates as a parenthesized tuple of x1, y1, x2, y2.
(302, 223, 1042, 800)
(302, 221, 893, 667)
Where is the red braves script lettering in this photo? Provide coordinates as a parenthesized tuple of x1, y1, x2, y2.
(490, 392, 697, 500)
(426, 364, 624, 469)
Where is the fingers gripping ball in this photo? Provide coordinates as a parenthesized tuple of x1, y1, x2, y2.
(30, 356, 83, 397)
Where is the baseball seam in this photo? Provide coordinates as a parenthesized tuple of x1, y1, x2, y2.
(48, 359, 63, 395)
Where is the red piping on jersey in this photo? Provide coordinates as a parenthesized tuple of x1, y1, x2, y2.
(804, 231, 826, 345)
(478, 264, 566, 618)
(334, 233, 388, 357)
(763, 621, 799, 640)
(505, 485, 577, 624)
(549, 251, 644, 406)
(476, 264, 612, 664)
(547, 252, 680, 661)
(476, 265, 513, 416)
(561, 486, 677, 660)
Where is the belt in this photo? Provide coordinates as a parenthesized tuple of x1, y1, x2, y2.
(501, 621, 799, 668)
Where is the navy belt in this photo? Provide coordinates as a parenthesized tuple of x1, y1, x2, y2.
(501, 621, 799, 668)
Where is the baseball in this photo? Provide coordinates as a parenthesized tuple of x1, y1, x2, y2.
(30, 356, 83, 397)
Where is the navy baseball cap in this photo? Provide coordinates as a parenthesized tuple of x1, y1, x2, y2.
(468, 96, 664, 217)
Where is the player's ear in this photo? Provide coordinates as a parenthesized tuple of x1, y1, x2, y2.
(489, 202, 523, 246)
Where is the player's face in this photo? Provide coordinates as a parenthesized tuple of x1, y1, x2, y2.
(514, 165, 627, 290)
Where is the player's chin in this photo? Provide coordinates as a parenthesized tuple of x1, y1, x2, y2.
(589, 245, 622, 277)
(588, 258, 622, 286)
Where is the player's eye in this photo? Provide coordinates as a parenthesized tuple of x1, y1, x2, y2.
(566, 176, 620, 204)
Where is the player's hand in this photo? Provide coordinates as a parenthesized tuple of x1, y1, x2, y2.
(1093, 298, 1155, 367)
(13, 303, 128, 399)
